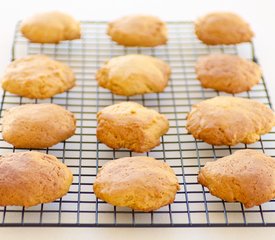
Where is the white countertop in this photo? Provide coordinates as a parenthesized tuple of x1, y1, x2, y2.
(1, 0, 275, 239)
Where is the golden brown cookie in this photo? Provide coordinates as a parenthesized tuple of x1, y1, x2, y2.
(2, 55, 75, 99)
(20, 11, 81, 43)
(195, 12, 254, 45)
(107, 15, 167, 47)
(186, 96, 275, 146)
(93, 156, 180, 212)
(196, 54, 261, 93)
(96, 102, 169, 152)
(96, 54, 171, 96)
(2, 103, 76, 148)
(198, 149, 275, 208)
(0, 151, 73, 207)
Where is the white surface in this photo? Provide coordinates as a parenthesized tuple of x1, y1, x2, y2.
(2, 227, 275, 240)
(0, 0, 275, 239)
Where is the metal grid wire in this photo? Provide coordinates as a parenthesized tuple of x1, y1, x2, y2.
(0, 21, 275, 227)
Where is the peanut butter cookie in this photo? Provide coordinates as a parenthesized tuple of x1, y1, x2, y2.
(108, 15, 167, 47)
(198, 149, 275, 208)
(2, 103, 76, 148)
(96, 102, 169, 152)
(94, 156, 180, 212)
(2, 55, 75, 99)
(186, 96, 275, 146)
(20, 11, 81, 43)
(96, 54, 171, 96)
(0, 151, 73, 207)
(196, 54, 261, 93)
(195, 12, 254, 45)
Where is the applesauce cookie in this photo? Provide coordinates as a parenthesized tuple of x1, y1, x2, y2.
(196, 54, 261, 93)
(198, 149, 275, 208)
(96, 102, 169, 152)
(2, 55, 75, 99)
(195, 12, 254, 45)
(0, 151, 73, 207)
(93, 156, 180, 212)
(2, 103, 76, 148)
(20, 11, 81, 43)
(96, 54, 171, 96)
(186, 96, 275, 146)
(107, 15, 167, 47)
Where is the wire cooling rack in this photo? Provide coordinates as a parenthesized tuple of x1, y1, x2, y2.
(0, 21, 274, 227)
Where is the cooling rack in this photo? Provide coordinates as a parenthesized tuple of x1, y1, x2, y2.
(0, 21, 274, 227)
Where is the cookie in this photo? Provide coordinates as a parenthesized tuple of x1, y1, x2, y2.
(0, 151, 73, 207)
(186, 96, 275, 146)
(2, 55, 75, 99)
(2, 103, 76, 148)
(93, 156, 180, 212)
(198, 149, 275, 208)
(96, 102, 169, 152)
(195, 12, 254, 45)
(96, 54, 171, 96)
(196, 54, 261, 93)
(107, 15, 167, 47)
(20, 11, 81, 43)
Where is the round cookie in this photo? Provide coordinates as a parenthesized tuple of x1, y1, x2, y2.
(96, 54, 171, 96)
(195, 12, 254, 45)
(186, 96, 275, 146)
(198, 149, 275, 208)
(93, 156, 180, 212)
(2, 55, 75, 99)
(107, 15, 167, 47)
(2, 103, 76, 148)
(196, 54, 261, 93)
(0, 151, 73, 207)
(20, 11, 81, 43)
(96, 102, 169, 153)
